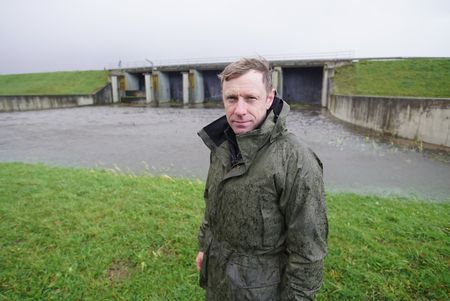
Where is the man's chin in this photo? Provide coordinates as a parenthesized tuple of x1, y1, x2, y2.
(232, 125, 253, 134)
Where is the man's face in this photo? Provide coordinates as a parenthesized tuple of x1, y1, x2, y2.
(222, 70, 275, 134)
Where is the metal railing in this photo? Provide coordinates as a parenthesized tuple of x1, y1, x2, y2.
(108, 50, 354, 70)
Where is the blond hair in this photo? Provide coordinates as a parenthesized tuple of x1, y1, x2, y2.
(218, 57, 272, 92)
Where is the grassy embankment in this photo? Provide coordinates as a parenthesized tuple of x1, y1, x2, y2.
(1, 163, 448, 300)
(0, 71, 109, 95)
(334, 58, 450, 98)
(2, 59, 449, 98)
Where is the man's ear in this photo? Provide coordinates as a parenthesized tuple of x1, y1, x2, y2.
(266, 88, 275, 109)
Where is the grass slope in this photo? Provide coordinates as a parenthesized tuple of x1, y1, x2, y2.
(334, 58, 450, 98)
(0, 71, 109, 96)
(0, 163, 448, 300)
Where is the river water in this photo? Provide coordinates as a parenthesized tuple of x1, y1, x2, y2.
(1, 105, 449, 201)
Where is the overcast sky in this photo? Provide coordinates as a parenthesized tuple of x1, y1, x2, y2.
(1, 0, 449, 74)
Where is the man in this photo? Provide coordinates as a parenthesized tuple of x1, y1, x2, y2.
(196, 57, 328, 300)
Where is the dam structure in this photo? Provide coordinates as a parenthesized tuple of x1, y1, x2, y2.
(108, 54, 353, 107)
(109, 55, 449, 148)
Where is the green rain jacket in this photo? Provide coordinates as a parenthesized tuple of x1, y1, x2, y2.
(197, 97, 328, 301)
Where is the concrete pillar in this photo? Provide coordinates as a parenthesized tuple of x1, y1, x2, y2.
(182, 72, 189, 104)
(321, 65, 329, 107)
(125, 72, 139, 91)
(189, 69, 204, 103)
(272, 67, 283, 98)
(154, 71, 171, 102)
(144, 73, 153, 104)
(111, 75, 120, 103)
(325, 63, 336, 109)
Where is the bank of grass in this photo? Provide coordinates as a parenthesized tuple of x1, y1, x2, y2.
(0, 163, 448, 300)
(0, 70, 109, 96)
(334, 58, 450, 98)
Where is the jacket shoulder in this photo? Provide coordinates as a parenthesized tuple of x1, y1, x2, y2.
(273, 132, 323, 172)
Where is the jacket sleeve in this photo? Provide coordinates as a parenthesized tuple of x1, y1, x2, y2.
(198, 217, 210, 252)
(198, 188, 211, 289)
(279, 147, 328, 301)
(198, 153, 213, 252)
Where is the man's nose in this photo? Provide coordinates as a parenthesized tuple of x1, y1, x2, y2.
(234, 98, 247, 115)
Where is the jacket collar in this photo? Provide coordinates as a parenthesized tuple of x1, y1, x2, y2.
(198, 97, 290, 169)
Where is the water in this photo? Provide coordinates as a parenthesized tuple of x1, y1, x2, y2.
(0, 105, 449, 201)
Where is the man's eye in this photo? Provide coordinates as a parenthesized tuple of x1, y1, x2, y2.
(226, 97, 238, 103)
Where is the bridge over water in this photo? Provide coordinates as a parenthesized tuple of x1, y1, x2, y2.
(109, 53, 353, 106)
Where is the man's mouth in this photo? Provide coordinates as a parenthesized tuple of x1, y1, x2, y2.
(233, 120, 251, 125)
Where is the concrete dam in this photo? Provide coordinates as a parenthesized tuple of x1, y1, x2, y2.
(109, 58, 349, 106)
(108, 58, 450, 148)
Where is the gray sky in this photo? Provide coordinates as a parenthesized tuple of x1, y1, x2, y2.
(1, 0, 449, 74)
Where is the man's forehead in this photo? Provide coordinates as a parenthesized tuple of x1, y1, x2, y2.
(223, 85, 260, 94)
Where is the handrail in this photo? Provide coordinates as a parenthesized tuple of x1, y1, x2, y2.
(107, 51, 355, 70)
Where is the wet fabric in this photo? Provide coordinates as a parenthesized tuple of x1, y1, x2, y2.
(198, 97, 328, 301)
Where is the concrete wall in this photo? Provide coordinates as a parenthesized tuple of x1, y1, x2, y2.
(111, 76, 120, 103)
(0, 84, 113, 112)
(93, 83, 113, 105)
(125, 73, 141, 91)
(144, 73, 153, 103)
(182, 72, 189, 104)
(272, 67, 283, 98)
(189, 69, 204, 103)
(328, 95, 450, 147)
(155, 71, 171, 102)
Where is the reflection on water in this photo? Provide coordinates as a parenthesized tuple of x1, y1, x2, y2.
(0, 105, 449, 201)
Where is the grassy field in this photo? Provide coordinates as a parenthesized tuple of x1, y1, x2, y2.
(0, 70, 109, 96)
(334, 58, 450, 98)
(0, 163, 448, 300)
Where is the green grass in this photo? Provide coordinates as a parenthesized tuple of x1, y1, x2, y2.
(0, 71, 109, 96)
(319, 193, 449, 301)
(334, 58, 450, 98)
(0, 163, 449, 300)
